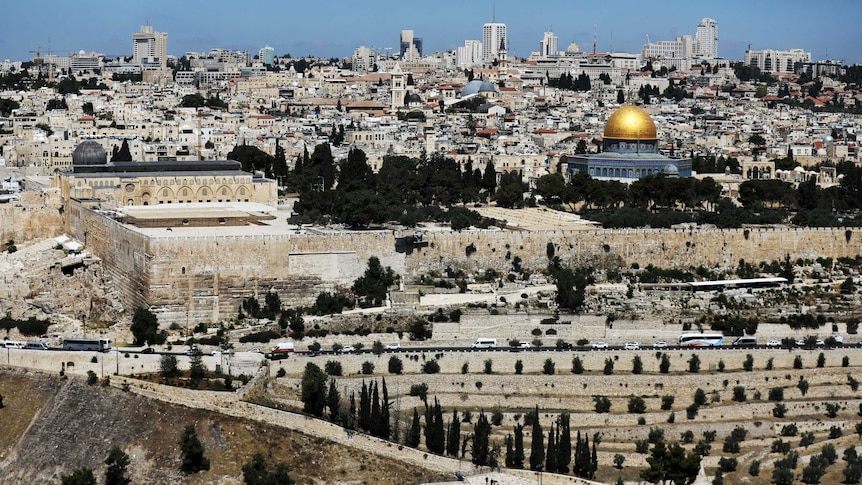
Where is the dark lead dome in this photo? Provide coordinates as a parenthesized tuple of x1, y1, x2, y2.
(72, 141, 107, 166)
(461, 80, 497, 97)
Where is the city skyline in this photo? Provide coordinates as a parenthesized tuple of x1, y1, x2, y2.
(1, 0, 861, 65)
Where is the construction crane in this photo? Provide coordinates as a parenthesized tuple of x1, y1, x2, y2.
(29, 40, 70, 81)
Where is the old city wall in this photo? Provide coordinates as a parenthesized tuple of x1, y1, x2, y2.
(139, 231, 407, 326)
(0, 190, 64, 244)
(407, 226, 861, 275)
(65, 207, 862, 326)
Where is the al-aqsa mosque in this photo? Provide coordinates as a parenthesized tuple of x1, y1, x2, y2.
(566, 105, 691, 181)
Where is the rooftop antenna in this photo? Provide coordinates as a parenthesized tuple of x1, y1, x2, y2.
(593, 24, 597, 54)
(492, 0, 496, 22)
(610, 30, 614, 53)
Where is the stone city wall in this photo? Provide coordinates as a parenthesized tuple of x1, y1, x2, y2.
(0, 190, 64, 244)
(66, 207, 862, 325)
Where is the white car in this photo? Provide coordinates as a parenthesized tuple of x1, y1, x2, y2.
(766, 340, 781, 347)
(591, 342, 608, 349)
(340, 345, 356, 353)
(652, 341, 668, 349)
(517, 342, 531, 349)
(624, 342, 640, 350)
(385, 343, 401, 350)
(247, 348, 261, 353)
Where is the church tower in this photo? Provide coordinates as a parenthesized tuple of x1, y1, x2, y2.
(390, 63, 406, 113)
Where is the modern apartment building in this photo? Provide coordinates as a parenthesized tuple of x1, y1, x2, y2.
(745, 48, 812, 74)
(539, 31, 559, 57)
(482, 22, 507, 61)
(132, 25, 168, 70)
(400, 30, 422, 61)
(259, 45, 275, 66)
(456, 40, 483, 67)
(695, 17, 718, 58)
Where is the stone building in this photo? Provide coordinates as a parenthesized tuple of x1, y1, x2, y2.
(57, 141, 277, 208)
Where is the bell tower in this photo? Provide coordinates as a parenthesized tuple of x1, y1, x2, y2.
(390, 63, 406, 113)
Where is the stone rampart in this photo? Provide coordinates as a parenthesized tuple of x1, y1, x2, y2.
(0, 190, 64, 244)
(64, 206, 862, 325)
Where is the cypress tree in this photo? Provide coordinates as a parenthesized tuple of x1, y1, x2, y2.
(326, 378, 340, 422)
(472, 410, 491, 466)
(545, 423, 558, 473)
(407, 408, 421, 448)
(530, 408, 544, 471)
(514, 423, 525, 469)
(446, 409, 461, 457)
(558, 413, 572, 474)
(381, 378, 391, 439)
(590, 440, 598, 479)
(359, 381, 370, 432)
(370, 381, 382, 437)
(505, 433, 514, 468)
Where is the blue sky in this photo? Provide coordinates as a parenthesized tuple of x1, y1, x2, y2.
(2, 0, 861, 65)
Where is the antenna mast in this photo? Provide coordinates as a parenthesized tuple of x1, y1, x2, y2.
(593, 24, 597, 54)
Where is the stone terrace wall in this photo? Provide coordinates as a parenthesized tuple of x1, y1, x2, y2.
(0, 190, 64, 244)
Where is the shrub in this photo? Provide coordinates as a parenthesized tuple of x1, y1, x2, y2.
(361, 361, 375, 375)
(461, 362, 469, 374)
(686, 404, 699, 420)
(603, 357, 614, 375)
(849, 374, 859, 391)
(422, 360, 440, 374)
(732, 386, 747, 402)
(661, 395, 675, 410)
(793, 355, 803, 369)
(829, 426, 842, 439)
(542, 358, 555, 375)
(324, 360, 343, 376)
(743, 354, 754, 371)
(773, 403, 787, 418)
(87, 370, 98, 385)
(843, 356, 851, 368)
(635, 439, 649, 454)
(817, 352, 826, 368)
(514, 359, 523, 375)
(769, 387, 785, 402)
(388, 356, 403, 374)
(688, 354, 700, 373)
(276, 368, 286, 378)
(718, 457, 738, 472)
(659, 354, 670, 373)
(613, 453, 625, 469)
(483, 359, 493, 374)
(681, 430, 694, 443)
(594, 395, 611, 413)
(722, 439, 740, 454)
(693, 440, 711, 456)
(628, 396, 647, 414)
(826, 402, 841, 418)
(781, 423, 798, 437)
(409, 383, 428, 400)
(648, 427, 664, 443)
(632, 355, 643, 374)
(694, 388, 707, 406)
(766, 357, 774, 370)
(772, 439, 791, 454)
(572, 356, 584, 374)
(749, 459, 761, 476)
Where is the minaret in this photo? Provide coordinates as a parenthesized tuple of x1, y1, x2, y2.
(390, 63, 405, 113)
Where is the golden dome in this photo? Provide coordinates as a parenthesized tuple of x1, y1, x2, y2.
(603, 105, 657, 140)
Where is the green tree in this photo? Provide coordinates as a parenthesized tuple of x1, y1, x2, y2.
(178, 424, 210, 473)
(640, 441, 701, 485)
(159, 354, 180, 378)
(529, 408, 545, 471)
(242, 453, 292, 485)
(61, 468, 96, 485)
(352, 257, 398, 308)
(406, 408, 421, 448)
(300, 362, 328, 417)
(447, 409, 461, 457)
(104, 447, 131, 485)
(130, 307, 166, 346)
(327, 378, 340, 422)
(472, 411, 492, 466)
(188, 352, 207, 384)
(112, 139, 132, 162)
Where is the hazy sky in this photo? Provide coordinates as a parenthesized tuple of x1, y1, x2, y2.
(2, 0, 861, 64)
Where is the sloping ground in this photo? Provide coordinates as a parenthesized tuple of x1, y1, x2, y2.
(0, 369, 446, 484)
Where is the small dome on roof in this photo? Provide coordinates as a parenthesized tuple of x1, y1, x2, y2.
(461, 80, 497, 97)
(663, 163, 679, 175)
(72, 141, 107, 166)
(405, 92, 422, 105)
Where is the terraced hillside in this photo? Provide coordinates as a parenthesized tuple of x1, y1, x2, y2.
(267, 346, 862, 484)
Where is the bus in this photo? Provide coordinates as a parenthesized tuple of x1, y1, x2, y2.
(678, 333, 724, 347)
(63, 338, 112, 352)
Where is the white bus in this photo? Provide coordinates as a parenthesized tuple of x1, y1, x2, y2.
(471, 338, 497, 349)
(63, 338, 112, 352)
(3, 341, 23, 349)
(678, 333, 724, 347)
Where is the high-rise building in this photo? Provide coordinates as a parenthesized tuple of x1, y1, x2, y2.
(132, 25, 168, 70)
(695, 17, 718, 58)
(456, 40, 483, 67)
(482, 22, 507, 61)
(540, 31, 559, 57)
(400, 30, 423, 61)
(259, 45, 275, 66)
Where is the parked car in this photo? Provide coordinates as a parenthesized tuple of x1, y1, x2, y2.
(341, 345, 356, 353)
(517, 342, 531, 349)
(141, 347, 155, 354)
(766, 340, 781, 347)
(385, 343, 402, 350)
(247, 348, 261, 353)
(557, 342, 574, 350)
(185, 347, 202, 356)
(624, 342, 640, 350)
(591, 342, 608, 349)
(652, 341, 668, 349)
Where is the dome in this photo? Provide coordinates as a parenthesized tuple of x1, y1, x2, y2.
(603, 105, 657, 140)
(71, 141, 107, 166)
(404, 93, 422, 105)
(461, 80, 497, 97)
(662, 163, 679, 176)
